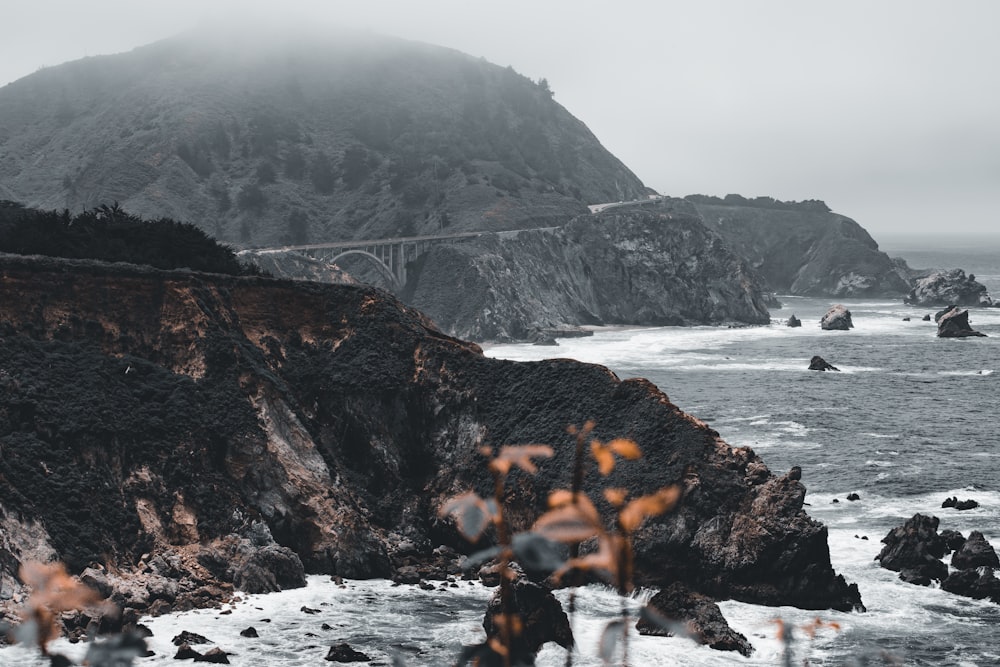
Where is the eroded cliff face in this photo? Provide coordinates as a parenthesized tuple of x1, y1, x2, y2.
(402, 202, 772, 341)
(690, 199, 912, 296)
(0, 254, 860, 621)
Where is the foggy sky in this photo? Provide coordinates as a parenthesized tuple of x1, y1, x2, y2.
(3, 0, 999, 240)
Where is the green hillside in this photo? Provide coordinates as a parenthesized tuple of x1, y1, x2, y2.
(0, 24, 647, 247)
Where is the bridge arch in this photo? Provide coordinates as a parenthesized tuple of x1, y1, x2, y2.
(329, 250, 400, 289)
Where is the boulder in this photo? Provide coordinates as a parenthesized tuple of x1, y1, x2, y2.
(324, 643, 371, 662)
(196, 528, 306, 595)
(940, 530, 966, 554)
(636, 583, 753, 657)
(922, 314, 931, 321)
(875, 514, 948, 583)
(936, 307, 987, 338)
(951, 532, 1000, 570)
(905, 269, 995, 308)
(941, 567, 1000, 602)
(391, 544, 463, 584)
(195, 647, 230, 664)
(172, 631, 210, 646)
(846, 493, 861, 501)
(483, 578, 573, 662)
(787, 315, 802, 328)
(808, 356, 840, 372)
(902, 317, 911, 322)
(174, 643, 202, 660)
(899, 569, 935, 586)
(942, 496, 980, 511)
(820, 305, 853, 330)
(239, 627, 258, 638)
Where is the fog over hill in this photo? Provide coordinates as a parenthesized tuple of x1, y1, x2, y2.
(0, 23, 647, 247)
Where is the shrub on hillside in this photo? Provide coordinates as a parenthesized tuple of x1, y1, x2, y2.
(0, 201, 260, 276)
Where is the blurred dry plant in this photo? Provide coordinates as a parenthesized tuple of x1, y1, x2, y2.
(10, 561, 110, 655)
(443, 443, 554, 667)
(772, 617, 899, 667)
(440, 422, 681, 667)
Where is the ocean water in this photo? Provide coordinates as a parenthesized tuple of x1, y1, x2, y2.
(5, 242, 1000, 666)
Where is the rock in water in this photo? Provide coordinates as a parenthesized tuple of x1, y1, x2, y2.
(325, 644, 371, 662)
(941, 567, 1000, 602)
(942, 496, 980, 511)
(940, 529, 967, 554)
(808, 356, 840, 372)
(196, 647, 230, 664)
(172, 631, 210, 646)
(936, 307, 987, 338)
(173, 643, 202, 660)
(820, 305, 853, 330)
(951, 532, 1000, 570)
(787, 314, 802, 327)
(875, 514, 948, 584)
(483, 578, 573, 661)
(905, 269, 995, 307)
(636, 583, 754, 657)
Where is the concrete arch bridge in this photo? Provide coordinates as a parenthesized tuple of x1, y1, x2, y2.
(243, 230, 502, 290)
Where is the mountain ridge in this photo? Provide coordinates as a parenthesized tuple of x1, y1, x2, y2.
(0, 24, 647, 247)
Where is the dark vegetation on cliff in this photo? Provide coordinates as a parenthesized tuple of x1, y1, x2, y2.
(0, 200, 259, 276)
(0, 23, 646, 247)
(0, 255, 861, 631)
(686, 193, 831, 213)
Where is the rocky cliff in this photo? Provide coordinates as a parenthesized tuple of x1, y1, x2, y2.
(0, 23, 646, 246)
(401, 201, 771, 341)
(688, 195, 912, 296)
(905, 268, 995, 307)
(0, 254, 861, 625)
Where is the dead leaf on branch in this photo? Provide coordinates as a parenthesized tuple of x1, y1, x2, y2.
(440, 491, 493, 542)
(603, 488, 628, 508)
(553, 534, 620, 584)
(619, 486, 681, 534)
(566, 420, 595, 437)
(547, 489, 575, 508)
(490, 444, 554, 476)
(534, 495, 603, 544)
(607, 438, 642, 460)
(591, 441, 616, 476)
(590, 438, 642, 477)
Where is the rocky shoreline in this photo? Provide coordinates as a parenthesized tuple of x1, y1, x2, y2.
(0, 253, 862, 656)
(250, 198, 996, 344)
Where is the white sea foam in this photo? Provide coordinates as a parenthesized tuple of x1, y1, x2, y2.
(939, 369, 995, 377)
(0, 579, 842, 667)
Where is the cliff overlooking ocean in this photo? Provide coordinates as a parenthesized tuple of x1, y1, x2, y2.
(0, 251, 861, 661)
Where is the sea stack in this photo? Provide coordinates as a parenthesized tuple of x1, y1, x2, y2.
(936, 306, 987, 338)
(821, 305, 853, 330)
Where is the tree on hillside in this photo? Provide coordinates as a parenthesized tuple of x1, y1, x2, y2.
(0, 201, 260, 275)
(310, 151, 338, 194)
